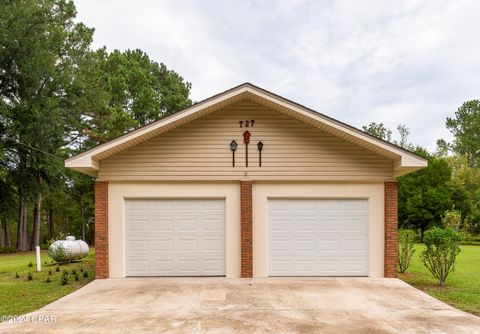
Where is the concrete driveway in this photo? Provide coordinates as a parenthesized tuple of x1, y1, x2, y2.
(2, 278, 480, 333)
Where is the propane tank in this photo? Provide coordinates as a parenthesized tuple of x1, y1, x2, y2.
(48, 236, 89, 262)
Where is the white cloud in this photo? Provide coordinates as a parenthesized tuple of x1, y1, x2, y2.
(75, 0, 480, 150)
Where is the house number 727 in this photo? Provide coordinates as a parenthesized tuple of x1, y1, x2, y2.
(239, 120, 255, 128)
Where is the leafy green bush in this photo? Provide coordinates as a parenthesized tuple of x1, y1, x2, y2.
(442, 210, 462, 231)
(421, 227, 462, 285)
(60, 272, 68, 285)
(398, 229, 416, 273)
(15, 272, 19, 279)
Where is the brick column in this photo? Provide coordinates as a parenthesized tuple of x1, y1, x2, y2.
(240, 181, 253, 278)
(95, 181, 109, 279)
(384, 180, 398, 278)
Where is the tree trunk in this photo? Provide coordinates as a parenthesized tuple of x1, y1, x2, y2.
(0, 218, 4, 247)
(1, 218, 11, 247)
(30, 188, 42, 250)
(81, 196, 86, 241)
(16, 186, 28, 252)
(3, 219, 11, 247)
(48, 208, 54, 240)
(419, 226, 425, 243)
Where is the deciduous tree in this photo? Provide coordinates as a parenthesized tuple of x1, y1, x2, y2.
(445, 100, 480, 168)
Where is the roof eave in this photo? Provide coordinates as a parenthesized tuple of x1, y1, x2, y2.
(65, 157, 99, 177)
(393, 156, 428, 177)
(64, 83, 429, 178)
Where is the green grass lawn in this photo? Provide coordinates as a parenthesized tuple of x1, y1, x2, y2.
(0, 249, 95, 317)
(399, 244, 480, 315)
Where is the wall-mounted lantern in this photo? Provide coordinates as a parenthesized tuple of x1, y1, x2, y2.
(257, 141, 263, 167)
(243, 131, 251, 167)
(230, 140, 238, 167)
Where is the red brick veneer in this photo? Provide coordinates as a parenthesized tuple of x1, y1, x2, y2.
(240, 181, 253, 278)
(95, 181, 109, 279)
(384, 180, 398, 278)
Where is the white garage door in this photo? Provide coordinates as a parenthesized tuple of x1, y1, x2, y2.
(125, 199, 225, 276)
(269, 199, 368, 276)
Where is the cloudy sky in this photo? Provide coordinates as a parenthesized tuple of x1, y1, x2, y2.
(75, 0, 480, 150)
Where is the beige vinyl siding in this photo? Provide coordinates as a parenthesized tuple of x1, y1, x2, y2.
(98, 100, 393, 181)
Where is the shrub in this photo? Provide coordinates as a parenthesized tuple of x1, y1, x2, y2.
(62, 269, 69, 276)
(55, 266, 60, 272)
(442, 210, 462, 231)
(74, 274, 79, 281)
(15, 272, 19, 279)
(27, 272, 33, 281)
(46, 277, 51, 283)
(398, 229, 416, 273)
(0, 246, 16, 253)
(71, 269, 77, 275)
(421, 227, 462, 285)
(60, 275, 68, 285)
(28, 261, 33, 268)
(83, 271, 88, 278)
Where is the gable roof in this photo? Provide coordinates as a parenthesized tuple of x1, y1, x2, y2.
(65, 83, 427, 177)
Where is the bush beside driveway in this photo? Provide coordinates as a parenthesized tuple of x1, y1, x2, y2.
(399, 244, 480, 315)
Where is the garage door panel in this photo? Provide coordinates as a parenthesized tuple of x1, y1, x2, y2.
(127, 239, 149, 252)
(125, 199, 225, 276)
(201, 218, 224, 231)
(178, 219, 197, 232)
(319, 260, 341, 272)
(152, 239, 173, 252)
(271, 239, 293, 252)
(203, 239, 223, 251)
(127, 219, 149, 232)
(271, 260, 292, 272)
(271, 219, 291, 232)
(202, 260, 224, 272)
(296, 219, 317, 232)
(295, 260, 316, 273)
(152, 260, 174, 273)
(320, 219, 341, 231)
(152, 219, 173, 232)
(178, 239, 198, 251)
(127, 258, 149, 272)
(296, 239, 316, 251)
(269, 199, 368, 276)
(321, 239, 341, 251)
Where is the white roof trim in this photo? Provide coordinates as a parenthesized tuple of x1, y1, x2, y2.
(65, 83, 427, 177)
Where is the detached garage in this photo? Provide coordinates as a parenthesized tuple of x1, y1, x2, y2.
(65, 83, 427, 279)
